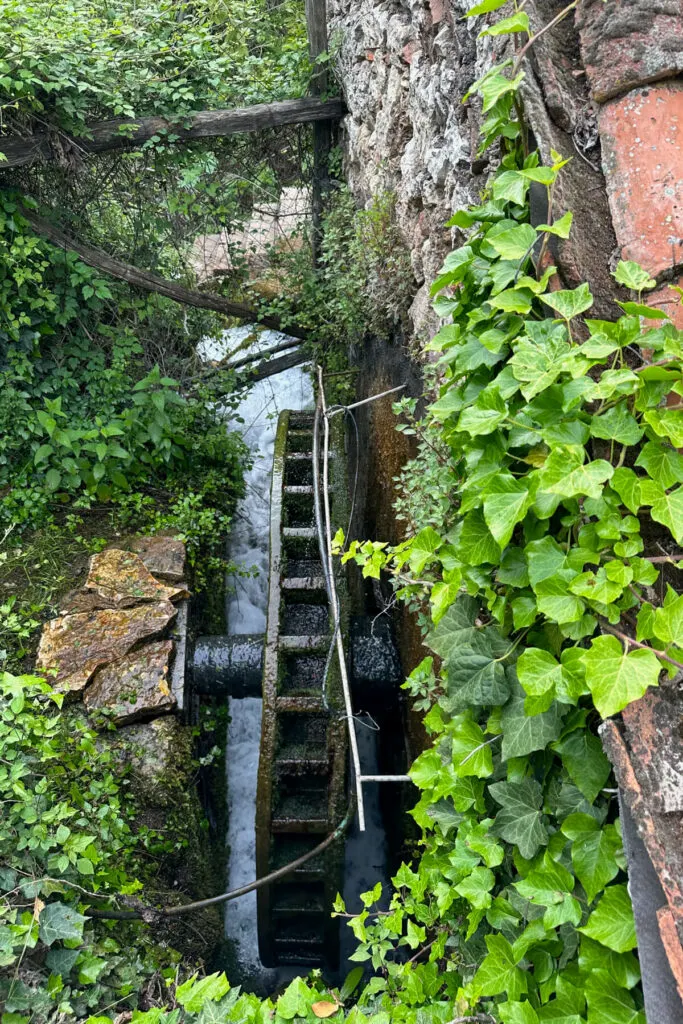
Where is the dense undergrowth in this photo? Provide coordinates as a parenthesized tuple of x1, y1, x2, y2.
(2, 0, 681, 1022)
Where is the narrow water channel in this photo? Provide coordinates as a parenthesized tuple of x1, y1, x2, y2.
(201, 326, 314, 985)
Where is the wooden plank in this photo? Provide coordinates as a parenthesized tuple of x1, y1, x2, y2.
(0, 96, 343, 170)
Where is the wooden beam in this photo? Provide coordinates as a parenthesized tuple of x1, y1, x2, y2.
(305, 0, 331, 265)
(23, 208, 307, 339)
(0, 96, 344, 170)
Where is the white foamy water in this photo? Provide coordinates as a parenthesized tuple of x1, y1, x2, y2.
(199, 326, 313, 979)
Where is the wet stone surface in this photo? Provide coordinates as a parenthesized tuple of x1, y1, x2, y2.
(83, 548, 188, 608)
(36, 600, 177, 694)
(127, 534, 187, 583)
(281, 603, 329, 636)
(279, 654, 325, 694)
(84, 639, 176, 724)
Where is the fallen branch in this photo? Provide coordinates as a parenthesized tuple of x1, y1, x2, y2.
(23, 208, 307, 339)
(0, 96, 344, 169)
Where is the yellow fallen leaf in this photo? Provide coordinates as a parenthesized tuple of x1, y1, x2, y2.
(33, 897, 45, 921)
(311, 1000, 339, 1019)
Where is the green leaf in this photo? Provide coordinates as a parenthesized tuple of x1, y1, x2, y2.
(487, 223, 538, 260)
(489, 778, 547, 859)
(451, 713, 495, 778)
(610, 467, 642, 514)
(569, 569, 623, 605)
(457, 509, 502, 565)
(617, 300, 668, 319)
(552, 729, 611, 804)
(515, 851, 574, 906)
(492, 170, 529, 206)
(455, 865, 495, 908)
(561, 814, 621, 902)
(653, 588, 683, 646)
(545, 459, 614, 500)
(650, 485, 683, 544)
(613, 260, 656, 292)
(643, 408, 683, 448)
(45, 468, 62, 491)
(525, 536, 567, 587)
(483, 476, 532, 548)
(590, 406, 643, 446)
(541, 283, 593, 320)
(584, 973, 645, 1024)
(501, 689, 565, 758)
(457, 387, 508, 436)
(427, 595, 481, 659)
(582, 635, 660, 717)
(579, 884, 637, 952)
(479, 11, 530, 36)
(276, 977, 313, 1020)
(536, 211, 573, 238)
(517, 648, 563, 708)
(499, 1002, 539, 1024)
(445, 646, 510, 709)
(175, 973, 230, 1012)
(470, 933, 528, 1000)
(635, 441, 683, 489)
(408, 527, 443, 574)
(465, 0, 508, 14)
(535, 571, 585, 625)
(38, 902, 87, 946)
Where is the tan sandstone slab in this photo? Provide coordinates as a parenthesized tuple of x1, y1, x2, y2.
(83, 548, 188, 607)
(36, 601, 176, 694)
(84, 639, 176, 724)
(126, 535, 187, 583)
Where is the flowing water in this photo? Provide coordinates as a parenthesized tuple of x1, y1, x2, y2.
(200, 326, 314, 983)
(199, 327, 390, 987)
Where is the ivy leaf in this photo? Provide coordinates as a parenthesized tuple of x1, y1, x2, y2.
(613, 260, 656, 292)
(276, 977, 314, 1019)
(541, 283, 593, 320)
(465, 0, 509, 15)
(451, 713, 495, 778)
(515, 851, 574, 906)
(635, 441, 683, 489)
(427, 595, 481, 659)
(457, 387, 508, 436)
(536, 211, 573, 238)
(483, 476, 532, 548)
(470, 933, 529, 1000)
(545, 459, 614, 500)
(479, 11, 530, 36)
(617, 300, 668, 319)
(584, 973, 645, 1024)
(561, 814, 621, 902)
(500, 689, 565, 758)
(499, 1001, 539, 1024)
(569, 569, 623, 605)
(578, 884, 637, 952)
(582, 635, 660, 717)
(525, 536, 567, 587)
(489, 778, 547, 859)
(38, 902, 87, 946)
(445, 646, 510, 709)
(643, 408, 683, 448)
(653, 587, 683, 646)
(552, 729, 611, 804)
(408, 526, 443, 574)
(492, 170, 529, 206)
(457, 509, 502, 565)
(454, 865, 495, 909)
(175, 973, 230, 1012)
(650, 485, 683, 545)
(517, 648, 563, 709)
(534, 571, 585, 625)
(487, 222, 538, 260)
(610, 467, 642, 515)
(591, 406, 643, 446)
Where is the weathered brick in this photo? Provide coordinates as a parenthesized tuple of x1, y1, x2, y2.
(646, 276, 683, 328)
(577, 0, 683, 103)
(599, 83, 683, 278)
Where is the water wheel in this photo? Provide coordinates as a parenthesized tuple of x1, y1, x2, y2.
(255, 409, 349, 968)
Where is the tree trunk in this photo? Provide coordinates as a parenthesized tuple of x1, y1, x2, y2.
(23, 209, 306, 339)
(0, 96, 343, 170)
